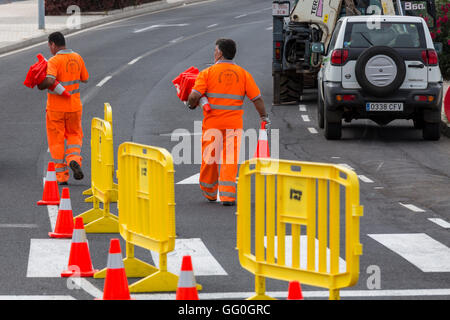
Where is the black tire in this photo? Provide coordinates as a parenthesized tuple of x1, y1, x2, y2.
(422, 122, 440, 140)
(317, 86, 324, 129)
(355, 46, 406, 97)
(279, 73, 303, 104)
(324, 102, 342, 140)
(273, 72, 281, 105)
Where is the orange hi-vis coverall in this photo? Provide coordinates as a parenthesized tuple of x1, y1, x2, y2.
(46, 49, 89, 183)
(192, 60, 261, 202)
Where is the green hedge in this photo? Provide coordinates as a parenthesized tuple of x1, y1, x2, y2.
(45, 0, 159, 15)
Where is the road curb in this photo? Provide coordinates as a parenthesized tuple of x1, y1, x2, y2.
(0, 0, 207, 55)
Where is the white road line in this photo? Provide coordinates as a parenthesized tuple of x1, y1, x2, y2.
(132, 288, 450, 300)
(0, 295, 76, 300)
(48, 205, 59, 231)
(266, 26, 273, 30)
(299, 105, 307, 112)
(235, 14, 248, 18)
(96, 76, 112, 87)
(331, 156, 340, 159)
(428, 218, 450, 229)
(368, 233, 450, 272)
(176, 173, 200, 184)
(133, 23, 189, 33)
(264, 236, 347, 273)
(308, 127, 318, 134)
(170, 36, 184, 43)
(207, 23, 218, 28)
(337, 163, 355, 171)
(374, 186, 384, 190)
(0, 224, 38, 228)
(128, 57, 142, 65)
(358, 175, 374, 183)
(301, 115, 310, 122)
(151, 238, 228, 276)
(160, 131, 202, 137)
(399, 202, 426, 213)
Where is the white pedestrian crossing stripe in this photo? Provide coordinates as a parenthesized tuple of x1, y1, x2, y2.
(151, 238, 228, 276)
(368, 233, 450, 272)
(27, 239, 71, 277)
(176, 173, 199, 184)
(264, 236, 346, 273)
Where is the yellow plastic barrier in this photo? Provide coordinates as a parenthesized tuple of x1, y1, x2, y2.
(236, 159, 363, 300)
(82, 103, 118, 204)
(94, 142, 201, 293)
(74, 109, 118, 233)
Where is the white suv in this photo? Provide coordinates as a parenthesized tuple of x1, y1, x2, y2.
(317, 15, 443, 140)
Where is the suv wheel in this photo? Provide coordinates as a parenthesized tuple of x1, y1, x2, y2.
(324, 103, 342, 140)
(317, 86, 324, 129)
(422, 122, 440, 140)
(355, 46, 406, 97)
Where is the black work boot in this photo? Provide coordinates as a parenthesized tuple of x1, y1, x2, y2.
(69, 160, 84, 180)
(222, 201, 236, 206)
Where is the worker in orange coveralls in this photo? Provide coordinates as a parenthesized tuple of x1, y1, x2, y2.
(187, 39, 269, 206)
(38, 32, 89, 185)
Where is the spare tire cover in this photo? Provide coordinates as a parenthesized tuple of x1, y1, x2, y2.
(355, 46, 406, 97)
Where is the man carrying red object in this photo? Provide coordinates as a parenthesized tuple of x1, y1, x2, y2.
(36, 32, 89, 185)
(187, 39, 269, 206)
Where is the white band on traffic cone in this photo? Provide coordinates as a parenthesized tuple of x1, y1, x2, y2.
(106, 253, 125, 270)
(59, 197, 72, 211)
(72, 228, 87, 244)
(46, 168, 57, 182)
(258, 129, 268, 141)
(178, 270, 196, 288)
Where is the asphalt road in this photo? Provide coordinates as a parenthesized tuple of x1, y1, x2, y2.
(0, 0, 449, 301)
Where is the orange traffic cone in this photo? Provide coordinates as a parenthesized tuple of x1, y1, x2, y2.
(253, 121, 270, 158)
(37, 162, 60, 206)
(98, 239, 132, 300)
(61, 217, 98, 277)
(49, 80, 71, 98)
(176, 255, 199, 300)
(199, 96, 211, 112)
(49, 187, 74, 238)
(287, 281, 303, 300)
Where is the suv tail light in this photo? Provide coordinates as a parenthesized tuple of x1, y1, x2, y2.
(421, 49, 439, 66)
(331, 49, 349, 66)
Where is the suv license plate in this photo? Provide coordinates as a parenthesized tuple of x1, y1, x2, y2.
(366, 103, 404, 112)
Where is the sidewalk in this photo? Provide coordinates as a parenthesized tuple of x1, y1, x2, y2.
(0, 0, 198, 55)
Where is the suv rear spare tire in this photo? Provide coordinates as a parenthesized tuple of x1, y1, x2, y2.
(355, 46, 406, 97)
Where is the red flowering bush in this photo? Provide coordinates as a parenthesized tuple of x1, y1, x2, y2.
(45, 0, 158, 15)
(434, 1, 450, 79)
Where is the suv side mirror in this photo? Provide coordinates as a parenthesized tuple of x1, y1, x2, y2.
(434, 42, 443, 55)
(311, 42, 325, 55)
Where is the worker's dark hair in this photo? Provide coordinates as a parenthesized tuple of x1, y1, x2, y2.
(216, 38, 236, 60)
(48, 32, 66, 47)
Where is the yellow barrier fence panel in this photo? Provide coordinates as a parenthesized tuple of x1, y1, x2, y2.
(113, 142, 201, 293)
(83, 103, 118, 203)
(236, 159, 363, 300)
(74, 117, 118, 233)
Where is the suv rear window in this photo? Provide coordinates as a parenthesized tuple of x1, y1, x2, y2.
(343, 22, 426, 49)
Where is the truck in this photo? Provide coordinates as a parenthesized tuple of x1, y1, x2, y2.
(271, 0, 438, 105)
